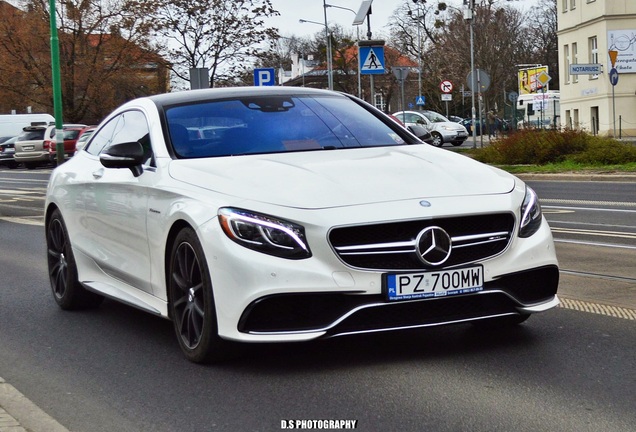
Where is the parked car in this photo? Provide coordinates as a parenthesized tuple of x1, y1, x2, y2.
(460, 118, 482, 136)
(393, 110, 469, 147)
(461, 117, 511, 137)
(448, 115, 464, 123)
(389, 114, 434, 145)
(46, 124, 88, 164)
(15, 122, 86, 169)
(13, 122, 51, 169)
(0, 114, 55, 138)
(0, 135, 20, 169)
(73, 126, 97, 154)
(45, 87, 559, 363)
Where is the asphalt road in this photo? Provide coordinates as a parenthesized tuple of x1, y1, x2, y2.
(0, 167, 635, 432)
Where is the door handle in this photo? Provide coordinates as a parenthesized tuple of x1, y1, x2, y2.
(92, 168, 104, 179)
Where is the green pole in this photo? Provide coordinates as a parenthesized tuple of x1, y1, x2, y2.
(49, 0, 64, 166)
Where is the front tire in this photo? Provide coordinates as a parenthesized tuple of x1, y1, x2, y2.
(168, 228, 232, 363)
(431, 132, 443, 147)
(46, 209, 103, 309)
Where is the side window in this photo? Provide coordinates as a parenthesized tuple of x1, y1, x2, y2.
(86, 116, 122, 156)
(85, 110, 153, 166)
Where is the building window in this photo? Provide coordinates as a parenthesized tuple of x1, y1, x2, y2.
(572, 43, 578, 83)
(564, 44, 570, 84)
(563, 0, 568, 12)
(571, 0, 576, 10)
(589, 36, 599, 80)
(573, 109, 579, 130)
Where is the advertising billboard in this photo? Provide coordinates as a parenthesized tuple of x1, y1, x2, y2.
(518, 66, 549, 95)
(608, 30, 636, 73)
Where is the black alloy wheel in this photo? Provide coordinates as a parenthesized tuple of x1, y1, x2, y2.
(169, 228, 230, 363)
(46, 208, 103, 309)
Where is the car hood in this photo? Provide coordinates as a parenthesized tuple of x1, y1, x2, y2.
(168, 145, 515, 209)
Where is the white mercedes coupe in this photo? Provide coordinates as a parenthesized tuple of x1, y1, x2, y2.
(45, 87, 559, 363)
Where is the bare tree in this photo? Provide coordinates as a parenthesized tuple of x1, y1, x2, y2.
(0, 0, 164, 122)
(387, 0, 538, 117)
(525, 0, 559, 89)
(147, 0, 279, 88)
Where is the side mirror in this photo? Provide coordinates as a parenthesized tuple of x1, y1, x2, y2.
(100, 141, 145, 177)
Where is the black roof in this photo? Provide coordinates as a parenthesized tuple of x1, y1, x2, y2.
(147, 86, 346, 109)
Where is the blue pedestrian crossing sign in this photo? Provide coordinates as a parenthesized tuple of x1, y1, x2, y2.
(359, 46, 385, 75)
(416, 96, 426, 106)
(254, 68, 276, 86)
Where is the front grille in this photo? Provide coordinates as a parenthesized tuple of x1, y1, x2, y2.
(329, 213, 515, 270)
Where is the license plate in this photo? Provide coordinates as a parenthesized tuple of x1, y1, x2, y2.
(457, 132, 468, 137)
(22, 145, 34, 151)
(384, 266, 483, 301)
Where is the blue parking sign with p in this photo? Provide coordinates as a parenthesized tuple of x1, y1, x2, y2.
(254, 68, 276, 86)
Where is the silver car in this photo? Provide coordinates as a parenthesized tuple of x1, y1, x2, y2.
(13, 123, 51, 169)
(393, 110, 469, 147)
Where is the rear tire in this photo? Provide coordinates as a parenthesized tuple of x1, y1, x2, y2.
(46, 209, 104, 309)
(168, 227, 233, 363)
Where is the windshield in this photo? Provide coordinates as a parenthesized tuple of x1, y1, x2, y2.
(422, 111, 450, 123)
(165, 94, 406, 158)
(63, 130, 81, 140)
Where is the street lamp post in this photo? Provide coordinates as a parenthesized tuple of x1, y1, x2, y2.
(409, 1, 424, 109)
(322, 0, 334, 90)
(325, 3, 362, 98)
(299, 18, 333, 90)
(464, 0, 477, 149)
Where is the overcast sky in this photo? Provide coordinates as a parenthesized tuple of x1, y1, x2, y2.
(268, 0, 541, 39)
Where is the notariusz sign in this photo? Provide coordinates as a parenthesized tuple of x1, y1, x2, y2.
(569, 64, 602, 75)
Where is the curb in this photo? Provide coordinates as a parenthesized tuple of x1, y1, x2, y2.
(516, 173, 636, 182)
(0, 377, 69, 432)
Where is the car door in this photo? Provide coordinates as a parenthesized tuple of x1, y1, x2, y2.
(81, 110, 154, 294)
(403, 112, 431, 130)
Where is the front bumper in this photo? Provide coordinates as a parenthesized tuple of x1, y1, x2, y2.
(199, 203, 559, 343)
(239, 265, 559, 337)
(438, 129, 468, 143)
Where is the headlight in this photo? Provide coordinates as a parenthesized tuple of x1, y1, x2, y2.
(218, 208, 311, 259)
(519, 186, 542, 238)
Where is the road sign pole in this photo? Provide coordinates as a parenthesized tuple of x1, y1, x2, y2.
(609, 50, 619, 138)
(612, 84, 616, 138)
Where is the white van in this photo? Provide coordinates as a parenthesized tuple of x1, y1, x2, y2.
(516, 91, 560, 129)
(0, 113, 55, 138)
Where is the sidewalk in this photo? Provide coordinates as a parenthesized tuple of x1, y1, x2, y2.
(0, 377, 69, 432)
